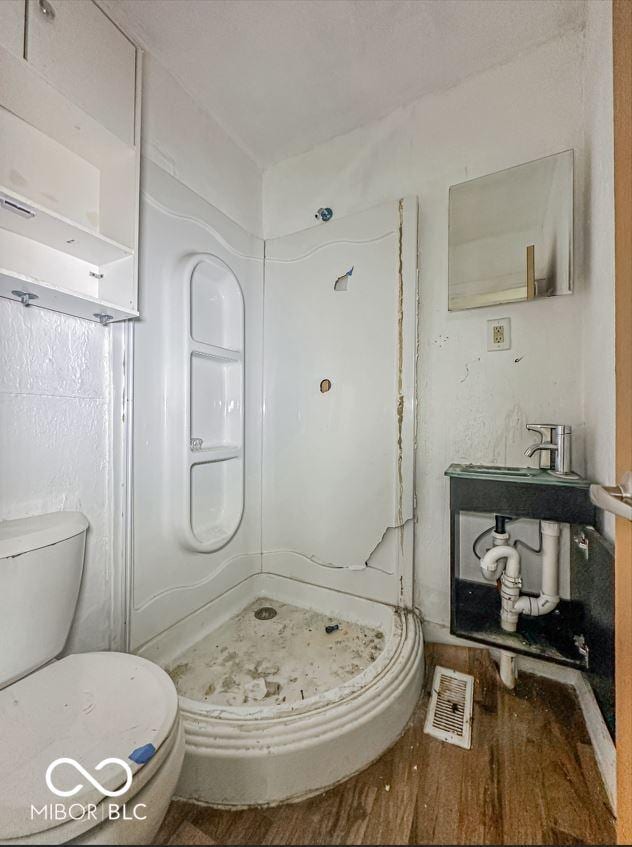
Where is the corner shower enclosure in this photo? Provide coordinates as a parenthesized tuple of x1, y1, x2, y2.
(128, 160, 423, 806)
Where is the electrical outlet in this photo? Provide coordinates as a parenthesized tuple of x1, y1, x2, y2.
(487, 317, 511, 351)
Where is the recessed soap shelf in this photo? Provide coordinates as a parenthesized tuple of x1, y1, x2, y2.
(173, 254, 245, 553)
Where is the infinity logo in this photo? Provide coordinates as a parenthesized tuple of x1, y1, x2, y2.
(45, 757, 133, 798)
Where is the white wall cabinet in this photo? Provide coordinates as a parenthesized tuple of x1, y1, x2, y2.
(27, 0, 136, 146)
(0, 0, 141, 323)
(0, 0, 25, 57)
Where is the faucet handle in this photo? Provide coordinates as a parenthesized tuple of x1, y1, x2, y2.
(525, 424, 556, 470)
(553, 424, 572, 435)
(526, 424, 555, 442)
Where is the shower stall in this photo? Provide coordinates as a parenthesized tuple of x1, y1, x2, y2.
(129, 160, 423, 806)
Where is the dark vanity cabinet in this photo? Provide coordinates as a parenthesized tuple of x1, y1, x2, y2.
(446, 464, 614, 735)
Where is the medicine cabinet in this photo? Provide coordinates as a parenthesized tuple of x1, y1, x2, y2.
(0, 0, 141, 323)
(448, 150, 573, 311)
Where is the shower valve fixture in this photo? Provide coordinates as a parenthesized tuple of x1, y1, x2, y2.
(315, 207, 333, 222)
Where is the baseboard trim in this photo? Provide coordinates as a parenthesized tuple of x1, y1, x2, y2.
(571, 670, 616, 813)
(423, 621, 616, 813)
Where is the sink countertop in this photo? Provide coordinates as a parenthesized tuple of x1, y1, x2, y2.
(445, 463, 591, 488)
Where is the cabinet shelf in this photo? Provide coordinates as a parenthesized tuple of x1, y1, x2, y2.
(0, 6, 142, 325)
(0, 267, 138, 323)
(0, 186, 133, 266)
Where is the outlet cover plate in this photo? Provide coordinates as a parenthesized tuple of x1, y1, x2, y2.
(487, 317, 511, 351)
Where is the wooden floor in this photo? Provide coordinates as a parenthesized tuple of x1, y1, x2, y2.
(156, 644, 615, 845)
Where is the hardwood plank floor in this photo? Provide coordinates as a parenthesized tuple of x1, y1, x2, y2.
(156, 644, 615, 845)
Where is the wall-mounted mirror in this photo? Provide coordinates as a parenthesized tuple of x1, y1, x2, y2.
(448, 150, 573, 311)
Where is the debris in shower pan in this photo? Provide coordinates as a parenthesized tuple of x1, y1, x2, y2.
(245, 678, 268, 701)
(334, 267, 353, 291)
(265, 680, 281, 697)
(325, 624, 340, 634)
(167, 662, 189, 683)
(255, 659, 280, 676)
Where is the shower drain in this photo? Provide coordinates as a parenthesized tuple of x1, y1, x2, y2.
(254, 606, 277, 620)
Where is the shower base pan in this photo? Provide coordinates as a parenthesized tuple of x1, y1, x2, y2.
(138, 573, 424, 807)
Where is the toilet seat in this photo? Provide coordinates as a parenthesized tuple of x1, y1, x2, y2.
(15, 717, 186, 846)
(0, 652, 179, 843)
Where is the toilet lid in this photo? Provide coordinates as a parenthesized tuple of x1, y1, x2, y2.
(0, 652, 178, 839)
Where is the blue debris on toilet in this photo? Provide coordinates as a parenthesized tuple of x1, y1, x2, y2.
(129, 742, 157, 765)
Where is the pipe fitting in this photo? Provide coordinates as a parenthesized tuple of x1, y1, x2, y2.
(480, 543, 518, 581)
(513, 592, 559, 617)
(500, 569, 522, 631)
(541, 520, 561, 538)
(480, 558, 501, 582)
(481, 544, 520, 582)
(513, 520, 560, 618)
(480, 545, 522, 630)
(479, 520, 560, 636)
(499, 651, 517, 689)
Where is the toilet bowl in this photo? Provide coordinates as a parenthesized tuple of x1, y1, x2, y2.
(0, 512, 184, 844)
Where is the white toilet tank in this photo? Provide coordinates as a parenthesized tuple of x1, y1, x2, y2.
(0, 511, 88, 689)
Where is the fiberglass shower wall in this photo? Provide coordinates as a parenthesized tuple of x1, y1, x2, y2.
(130, 184, 417, 651)
(261, 198, 418, 607)
(130, 161, 264, 650)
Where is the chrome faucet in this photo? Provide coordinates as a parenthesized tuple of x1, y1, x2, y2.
(524, 424, 573, 476)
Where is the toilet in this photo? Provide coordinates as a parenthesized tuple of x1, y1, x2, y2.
(0, 512, 185, 845)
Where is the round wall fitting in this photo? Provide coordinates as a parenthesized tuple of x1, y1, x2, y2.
(315, 207, 333, 222)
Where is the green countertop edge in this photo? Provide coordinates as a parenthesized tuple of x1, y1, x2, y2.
(445, 463, 591, 488)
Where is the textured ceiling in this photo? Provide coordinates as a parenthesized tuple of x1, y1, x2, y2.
(102, 0, 586, 169)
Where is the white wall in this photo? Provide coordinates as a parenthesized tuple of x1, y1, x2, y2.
(263, 22, 615, 626)
(0, 301, 112, 652)
(141, 54, 263, 236)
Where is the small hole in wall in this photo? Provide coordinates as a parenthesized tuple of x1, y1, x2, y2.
(320, 378, 332, 393)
